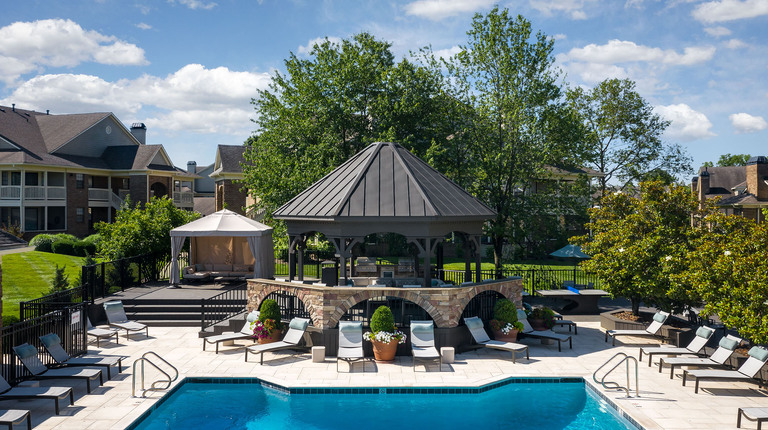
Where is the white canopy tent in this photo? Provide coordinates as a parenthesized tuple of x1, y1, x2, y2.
(169, 209, 275, 284)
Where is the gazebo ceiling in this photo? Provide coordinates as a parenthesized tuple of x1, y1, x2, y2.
(274, 142, 495, 237)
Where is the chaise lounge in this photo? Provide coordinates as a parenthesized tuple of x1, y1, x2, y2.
(13, 344, 103, 394)
(103, 301, 149, 339)
(410, 320, 442, 371)
(203, 310, 260, 353)
(605, 310, 669, 346)
(683, 346, 768, 393)
(518, 310, 572, 352)
(337, 321, 368, 372)
(0, 375, 73, 415)
(244, 318, 312, 365)
(86, 317, 119, 347)
(639, 325, 714, 366)
(39, 333, 124, 379)
(658, 334, 742, 379)
(464, 317, 529, 363)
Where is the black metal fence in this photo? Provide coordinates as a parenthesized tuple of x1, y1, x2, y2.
(438, 267, 600, 295)
(20, 286, 86, 321)
(201, 283, 248, 331)
(81, 252, 186, 301)
(1, 303, 87, 385)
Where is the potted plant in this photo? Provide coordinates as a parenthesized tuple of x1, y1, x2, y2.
(251, 299, 283, 344)
(363, 305, 406, 362)
(527, 306, 556, 331)
(489, 299, 524, 341)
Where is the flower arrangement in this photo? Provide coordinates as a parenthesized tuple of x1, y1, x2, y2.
(489, 298, 524, 333)
(527, 306, 556, 330)
(364, 305, 406, 345)
(251, 299, 283, 340)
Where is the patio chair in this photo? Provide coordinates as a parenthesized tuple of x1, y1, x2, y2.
(605, 310, 670, 346)
(86, 317, 119, 347)
(12, 344, 103, 394)
(464, 317, 529, 363)
(518, 310, 572, 352)
(552, 314, 578, 334)
(337, 321, 368, 372)
(244, 318, 312, 365)
(639, 325, 715, 366)
(103, 301, 148, 339)
(410, 320, 442, 371)
(738, 407, 768, 430)
(683, 345, 768, 393)
(659, 334, 742, 379)
(203, 310, 260, 353)
(0, 409, 31, 430)
(39, 333, 124, 379)
(0, 374, 73, 416)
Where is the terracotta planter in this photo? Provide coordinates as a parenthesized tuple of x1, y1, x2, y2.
(493, 329, 519, 342)
(371, 338, 398, 362)
(529, 319, 548, 331)
(258, 331, 282, 344)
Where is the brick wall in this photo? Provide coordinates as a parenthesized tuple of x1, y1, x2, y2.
(247, 278, 523, 329)
(216, 179, 247, 215)
(66, 173, 89, 237)
(129, 175, 147, 206)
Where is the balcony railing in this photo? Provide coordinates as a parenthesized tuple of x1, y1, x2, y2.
(46, 186, 65, 200)
(88, 188, 109, 201)
(173, 191, 194, 207)
(0, 186, 20, 199)
(24, 186, 46, 199)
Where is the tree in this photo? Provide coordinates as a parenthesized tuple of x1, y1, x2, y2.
(434, 8, 587, 265)
(242, 33, 450, 221)
(683, 211, 768, 344)
(96, 197, 200, 260)
(702, 153, 751, 167)
(49, 265, 70, 294)
(573, 181, 706, 315)
(567, 78, 692, 198)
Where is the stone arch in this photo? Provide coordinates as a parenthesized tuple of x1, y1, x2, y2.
(327, 289, 446, 329)
(446, 283, 522, 327)
(252, 285, 321, 326)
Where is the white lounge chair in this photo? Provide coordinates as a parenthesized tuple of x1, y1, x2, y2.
(738, 407, 768, 430)
(683, 346, 768, 393)
(0, 409, 31, 430)
(244, 318, 311, 365)
(203, 310, 260, 353)
(337, 321, 368, 372)
(410, 320, 442, 371)
(103, 301, 148, 339)
(659, 334, 742, 379)
(39, 333, 124, 379)
(0, 375, 73, 415)
(464, 317, 528, 363)
(13, 344, 103, 393)
(639, 325, 715, 366)
(86, 317, 119, 346)
(518, 310, 572, 352)
(605, 310, 670, 346)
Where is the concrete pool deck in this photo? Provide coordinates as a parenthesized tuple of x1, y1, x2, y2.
(14, 320, 768, 430)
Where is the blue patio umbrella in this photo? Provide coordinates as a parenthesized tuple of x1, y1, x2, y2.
(549, 245, 590, 286)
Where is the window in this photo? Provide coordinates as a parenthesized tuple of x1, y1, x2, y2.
(76, 174, 84, 189)
(24, 172, 40, 186)
(47, 206, 65, 230)
(122, 178, 129, 189)
(76, 207, 84, 223)
(1, 171, 21, 186)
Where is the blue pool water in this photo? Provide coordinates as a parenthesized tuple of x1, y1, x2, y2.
(130, 378, 636, 430)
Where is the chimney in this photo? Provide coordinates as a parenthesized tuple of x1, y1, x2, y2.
(46, 110, 49, 115)
(698, 168, 710, 203)
(187, 161, 197, 174)
(691, 176, 698, 193)
(12, 104, 15, 112)
(130, 123, 147, 144)
(746, 156, 768, 201)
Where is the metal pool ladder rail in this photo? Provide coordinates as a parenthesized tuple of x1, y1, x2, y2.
(593, 352, 639, 397)
(132, 351, 179, 398)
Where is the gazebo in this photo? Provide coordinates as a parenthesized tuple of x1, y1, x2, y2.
(273, 142, 496, 287)
(169, 209, 275, 285)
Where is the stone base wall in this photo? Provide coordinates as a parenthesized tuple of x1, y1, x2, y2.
(247, 277, 523, 329)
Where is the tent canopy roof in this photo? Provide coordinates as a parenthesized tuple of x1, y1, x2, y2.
(549, 244, 590, 259)
(170, 209, 272, 237)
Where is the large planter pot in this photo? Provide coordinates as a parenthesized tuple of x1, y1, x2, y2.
(529, 319, 548, 331)
(493, 329, 519, 342)
(371, 339, 398, 362)
(258, 331, 282, 345)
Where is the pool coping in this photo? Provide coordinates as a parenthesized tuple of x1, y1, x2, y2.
(126, 376, 645, 430)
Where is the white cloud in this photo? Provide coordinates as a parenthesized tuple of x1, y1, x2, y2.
(1, 64, 272, 136)
(136, 23, 152, 30)
(553, 34, 568, 41)
(174, 0, 217, 10)
(297, 37, 342, 55)
(704, 26, 731, 37)
(0, 19, 147, 84)
(403, 0, 495, 21)
(693, 0, 768, 23)
(432, 45, 461, 60)
(729, 113, 768, 133)
(724, 38, 747, 49)
(655, 104, 716, 141)
(529, 0, 595, 20)
(561, 40, 715, 66)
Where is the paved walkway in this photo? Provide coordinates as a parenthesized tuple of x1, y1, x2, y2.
(12, 320, 768, 429)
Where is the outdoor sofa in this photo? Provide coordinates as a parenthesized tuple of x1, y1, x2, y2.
(183, 263, 252, 282)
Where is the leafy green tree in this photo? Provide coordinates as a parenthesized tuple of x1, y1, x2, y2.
(683, 211, 768, 344)
(438, 8, 587, 266)
(703, 153, 751, 167)
(96, 197, 199, 260)
(567, 78, 692, 198)
(49, 265, 70, 294)
(243, 33, 449, 221)
(574, 181, 705, 315)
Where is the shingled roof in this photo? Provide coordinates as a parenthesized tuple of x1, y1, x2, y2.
(274, 142, 495, 220)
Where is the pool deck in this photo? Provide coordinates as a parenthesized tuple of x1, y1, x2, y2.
(15, 319, 768, 430)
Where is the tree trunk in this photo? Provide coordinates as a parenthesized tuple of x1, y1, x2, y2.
(631, 297, 641, 316)
(493, 236, 504, 279)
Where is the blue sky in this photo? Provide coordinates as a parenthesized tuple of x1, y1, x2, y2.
(0, 0, 766, 176)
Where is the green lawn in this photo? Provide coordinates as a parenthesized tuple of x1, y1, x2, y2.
(2, 251, 87, 319)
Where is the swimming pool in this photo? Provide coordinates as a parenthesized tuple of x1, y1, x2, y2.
(128, 377, 640, 430)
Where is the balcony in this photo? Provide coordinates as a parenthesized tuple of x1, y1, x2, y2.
(0, 186, 20, 200)
(173, 191, 194, 208)
(0, 186, 65, 200)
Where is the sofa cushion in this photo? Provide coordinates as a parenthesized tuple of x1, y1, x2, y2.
(195, 263, 205, 271)
(213, 264, 231, 271)
(234, 265, 250, 272)
(204, 264, 214, 271)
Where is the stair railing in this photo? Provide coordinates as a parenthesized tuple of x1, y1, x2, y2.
(200, 282, 247, 331)
(593, 352, 639, 397)
(132, 351, 179, 397)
